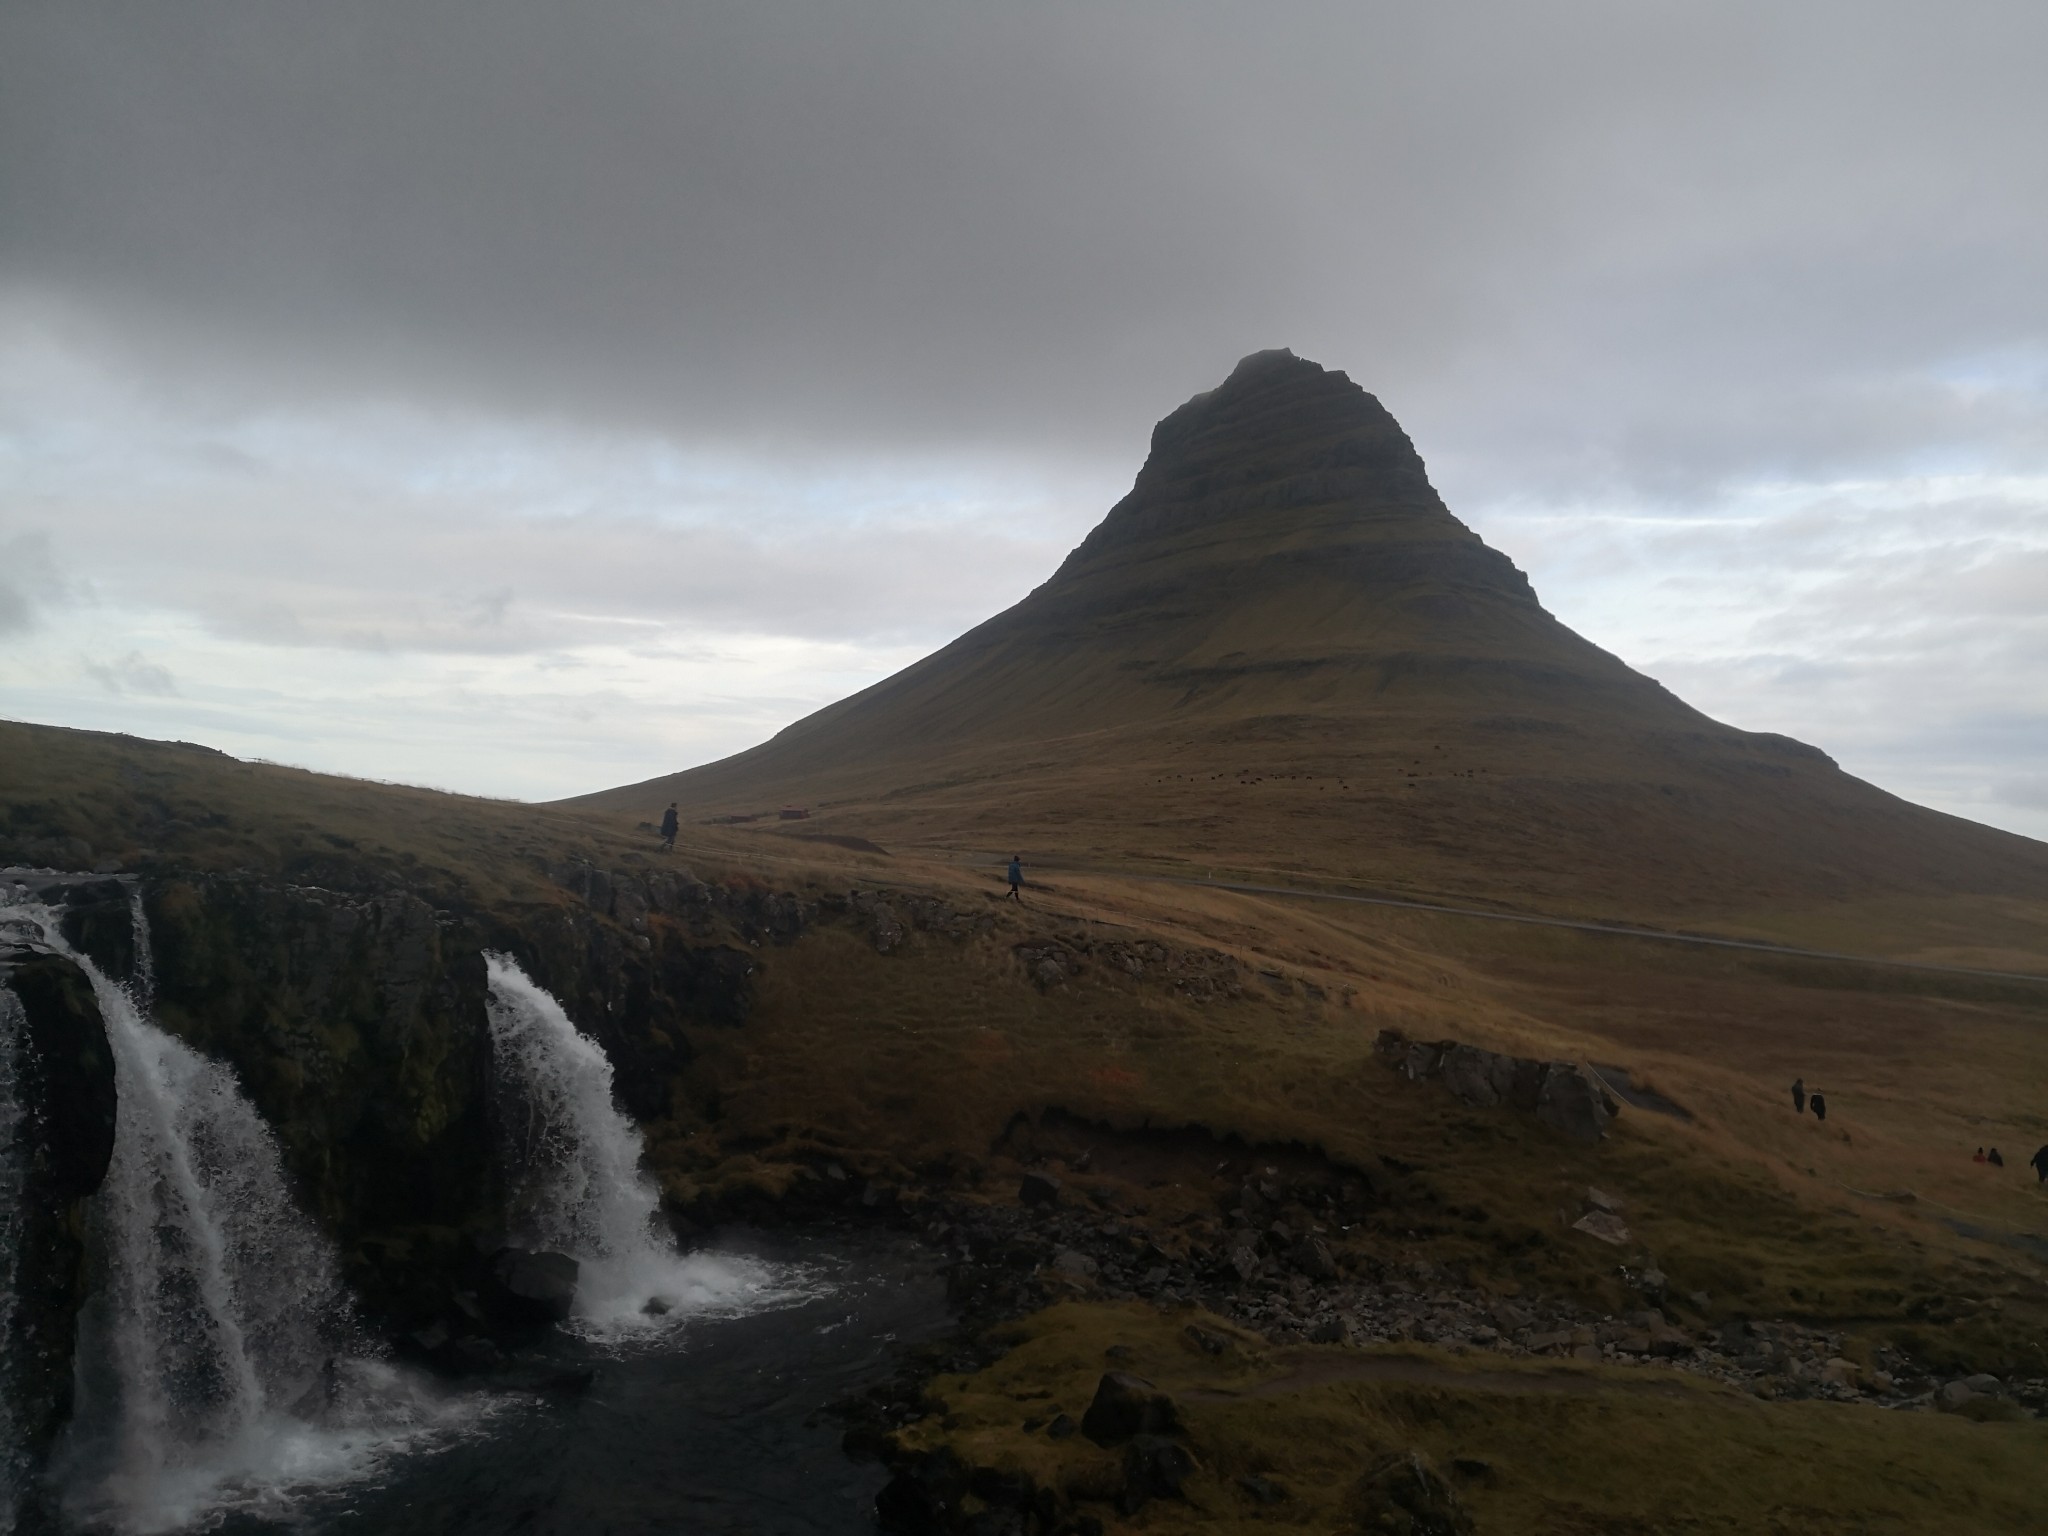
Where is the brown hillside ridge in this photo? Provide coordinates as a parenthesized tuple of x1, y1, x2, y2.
(569, 348, 2048, 921)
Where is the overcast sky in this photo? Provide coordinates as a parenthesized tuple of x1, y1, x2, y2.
(2, 1, 2044, 838)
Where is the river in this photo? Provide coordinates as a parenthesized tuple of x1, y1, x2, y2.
(198, 1230, 950, 1536)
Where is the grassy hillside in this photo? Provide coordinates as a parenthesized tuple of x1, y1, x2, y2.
(8, 717, 2048, 1528)
(570, 350, 2048, 923)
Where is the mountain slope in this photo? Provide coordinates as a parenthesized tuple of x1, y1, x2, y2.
(571, 350, 2048, 919)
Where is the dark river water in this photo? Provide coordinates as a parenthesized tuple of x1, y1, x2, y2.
(205, 1231, 950, 1536)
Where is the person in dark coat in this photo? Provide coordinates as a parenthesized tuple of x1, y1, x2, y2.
(1988, 1148, 2005, 1167)
(1809, 1092, 1827, 1122)
(659, 803, 679, 851)
(1791, 1078, 1806, 1114)
(1005, 854, 1024, 904)
(2032, 1145, 2048, 1183)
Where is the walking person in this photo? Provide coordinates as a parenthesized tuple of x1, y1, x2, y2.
(1791, 1078, 1806, 1114)
(2032, 1145, 2048, 1184)
(1809, 1092, 1827, 1122)
(659, 802, 679, 852)
(1005, 854, 1024, 904)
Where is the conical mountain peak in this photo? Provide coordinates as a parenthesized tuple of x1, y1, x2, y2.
(574, 351, 2048, 915)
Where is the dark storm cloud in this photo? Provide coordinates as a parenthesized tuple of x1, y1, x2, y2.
(6, 2, 2048, 819)
(6, 0, 2045, 488)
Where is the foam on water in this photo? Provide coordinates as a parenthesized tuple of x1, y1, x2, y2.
(484, 953, 796, 1338)
(0, 900, 484, 1534)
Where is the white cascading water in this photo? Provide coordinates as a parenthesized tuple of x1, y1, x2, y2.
(0, 899, 472, 1535)
(483, 953, 785, 1336)
(125, 883, 155, 1013)
(0, 981, 28, 1532)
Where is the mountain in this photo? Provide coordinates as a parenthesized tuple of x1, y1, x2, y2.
(570, 350, 2048, 919)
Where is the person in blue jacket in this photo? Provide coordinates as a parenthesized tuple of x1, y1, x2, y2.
(1005, 854, 1024, 904)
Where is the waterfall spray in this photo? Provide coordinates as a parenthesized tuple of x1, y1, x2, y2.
(483, 954, 787, 1335)
(0, 899, 469, 1534)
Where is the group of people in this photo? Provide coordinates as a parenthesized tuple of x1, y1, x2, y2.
(1793, 1078, 2048, 1186)
(1789, 1077, 1827, 1121)
(1998, 1146, 2048, 1185)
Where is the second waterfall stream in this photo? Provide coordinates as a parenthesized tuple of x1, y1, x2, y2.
(482, 953, 790, 1336)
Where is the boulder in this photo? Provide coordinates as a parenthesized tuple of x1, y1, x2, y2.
(1647, 1317, 1694, 1357)
(1571, 1210, 1631, 1246)
(1019, 1171, 1062, 1207)
(968, 1466, 1038, 1509)
(1121, 1435, 1197, 1509)
(1291, 1236, 1340, 1281)
(1350, 1451, 1474, 1535)
(1438, 1044, 1501, 1107)
(1820, 1358, 1861, 1390)
(1377, 1029, 1617, 1140)
(1080, 1371, 1180, 1446)
(1051, 1248, 1099, 1282)
(876, 1450, 969, 1535)
(874, 1472, 949, 1535)
(871, 905, 906, 954)
(484, 1247, 580, 1328)
(1536, 1063, 1618, 1142)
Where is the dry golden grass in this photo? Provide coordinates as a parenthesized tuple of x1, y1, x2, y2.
(899, 1302, 2048, 1534)
(8, 718, 2047, 1372)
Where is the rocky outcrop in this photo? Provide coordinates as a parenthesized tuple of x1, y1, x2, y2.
(481, 1247, 580, 1329)
(544, 857, 810, 947)
(1079, 1371, 1180, 1446)
(142, 875, 500, 1313)
(1375, 1029, 1619, 1142)
(135, 867, 774, 1318)
(1014, 933, 1247, 1000)
(1, 944, 117, 1520)
(1349, 1451, 1474, 1536)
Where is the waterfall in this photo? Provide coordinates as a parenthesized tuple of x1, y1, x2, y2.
(125, 883, 155, 1011)
(483, 954, 783, 1336)
(0, 982, 28, 1533)
(0, 900, 470, 1535)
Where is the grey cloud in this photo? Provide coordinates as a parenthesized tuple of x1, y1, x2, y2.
(1998, 778, 2048, 811)
(0, 530, 84, 635)
(83, 650, 178, 697)
(16, 440, 1082, 656)
(4, 2, 2046, 498)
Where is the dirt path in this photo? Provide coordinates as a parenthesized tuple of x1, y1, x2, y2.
(1186, 1347, 1726, 1403)
(1160, 875, 2048, 987)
